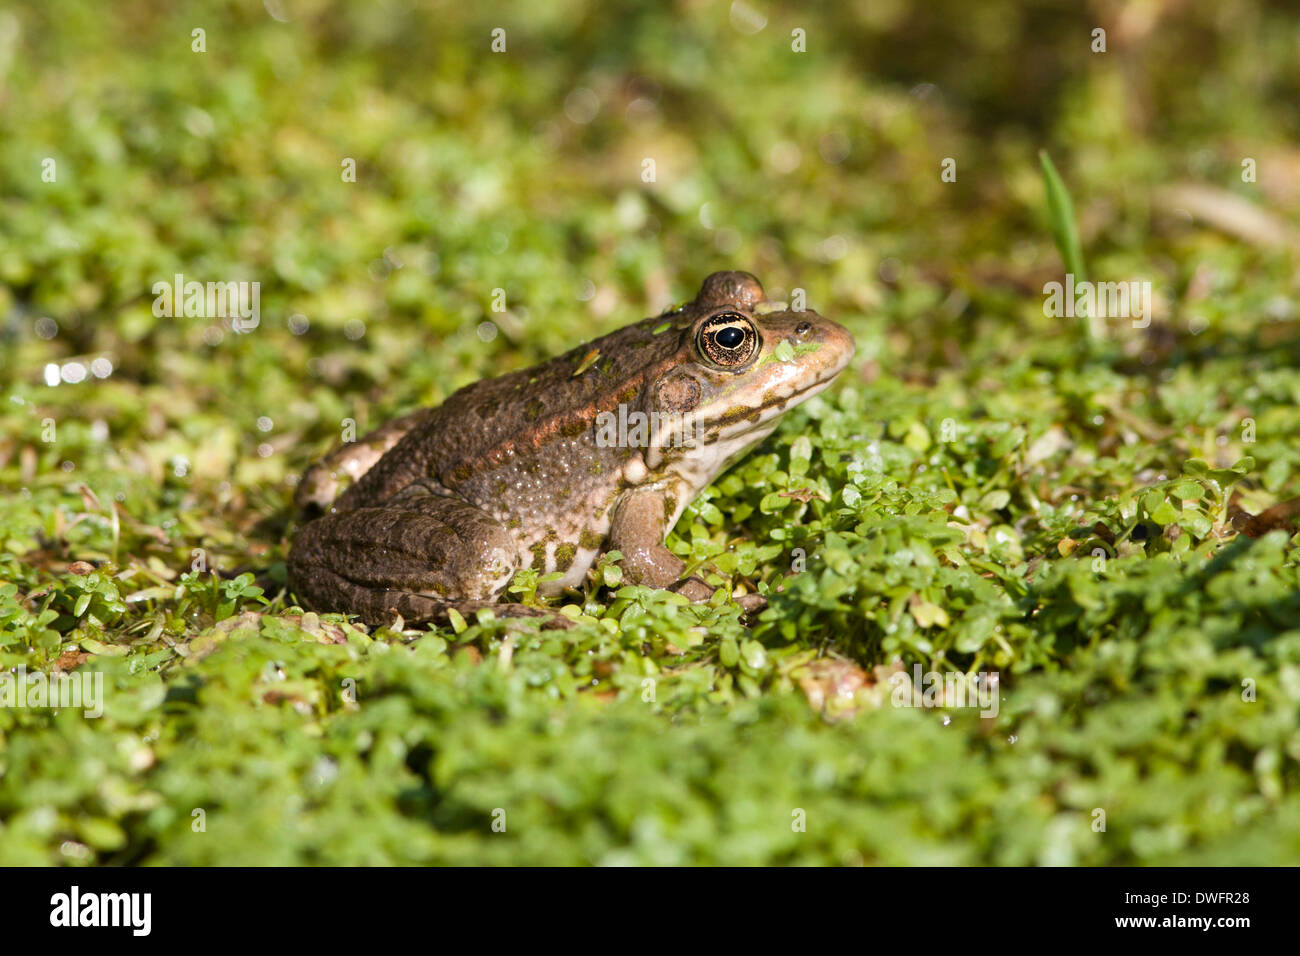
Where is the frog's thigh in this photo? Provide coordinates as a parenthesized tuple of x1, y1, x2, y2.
(607, 488, 688, 589)
(289, 494, 518, 619)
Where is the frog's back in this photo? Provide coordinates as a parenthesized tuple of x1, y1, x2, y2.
(336, 314, 686, 515)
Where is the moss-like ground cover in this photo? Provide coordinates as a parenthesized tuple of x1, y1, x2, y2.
(2, 1, 1299, 864)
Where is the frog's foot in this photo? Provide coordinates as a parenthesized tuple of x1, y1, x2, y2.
(669, 576, 767, 613)
(288, 493, 522, 628)
(669, 576, 714, 602)
(611, 491, 766, 614)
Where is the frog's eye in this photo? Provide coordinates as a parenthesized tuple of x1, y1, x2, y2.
(697, 312, 759, 369)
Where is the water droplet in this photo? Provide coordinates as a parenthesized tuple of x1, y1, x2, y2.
(768, 141, 801, 174)
(564, 87, 599, 124)
(729, 1, 767, 34)
(819, 131, 850, 165)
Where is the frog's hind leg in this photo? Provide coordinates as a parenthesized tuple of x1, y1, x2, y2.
(288, 493, 565, 628)
(293, 408, 433, 515)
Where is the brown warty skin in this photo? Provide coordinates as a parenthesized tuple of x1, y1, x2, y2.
(288, 271, 855, 627)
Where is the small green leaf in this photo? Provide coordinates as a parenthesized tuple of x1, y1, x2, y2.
(911, 600, 950, 629)
(1039, 149, 1087, 284)
(981, 489, 1011, 511)
(719, 636, 740, 668)
(1150, 499, 1179, 525)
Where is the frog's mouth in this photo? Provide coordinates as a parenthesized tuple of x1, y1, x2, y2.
(726, 369, 842, 436)
(766, 372, 840, 412)
(679, 379, 831, 460)
(653, 368, 843, 474)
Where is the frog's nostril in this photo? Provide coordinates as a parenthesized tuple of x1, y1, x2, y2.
(795, 321, 812, 336)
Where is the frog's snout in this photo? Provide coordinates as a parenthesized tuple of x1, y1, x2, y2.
(815, 317, 856, 379)
(782, 310, 855, 381)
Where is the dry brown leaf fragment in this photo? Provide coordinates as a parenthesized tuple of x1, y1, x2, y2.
(779, 488, 830, 503)
(1230, 496, 1300, 538)
(53, 651, 90, 672)
(796, 657, 873, 719)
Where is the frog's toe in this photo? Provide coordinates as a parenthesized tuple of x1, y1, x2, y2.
(667, 576, 767, 615)
(668, 575, 716, 602)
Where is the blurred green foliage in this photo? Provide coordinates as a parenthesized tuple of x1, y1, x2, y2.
(2, 0, 1300, 864)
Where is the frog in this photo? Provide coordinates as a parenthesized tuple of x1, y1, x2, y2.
(287, 270, 854, 627)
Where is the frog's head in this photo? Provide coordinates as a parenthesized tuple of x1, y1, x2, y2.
(647, 271, 855, 459)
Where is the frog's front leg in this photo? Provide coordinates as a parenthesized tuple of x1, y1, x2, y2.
(608, 488, 764, 610)
(288, 491, 558, 627)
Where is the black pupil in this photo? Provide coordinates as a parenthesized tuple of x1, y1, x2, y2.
(715, 326, 744, 349)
